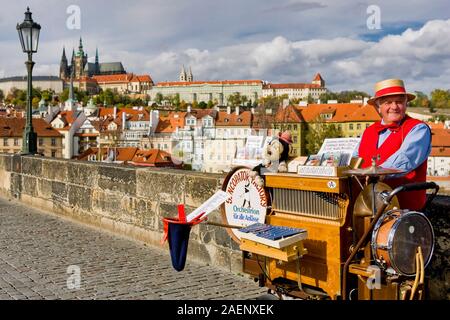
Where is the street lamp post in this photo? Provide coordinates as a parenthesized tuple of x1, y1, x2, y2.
(17, 7, 41, 155)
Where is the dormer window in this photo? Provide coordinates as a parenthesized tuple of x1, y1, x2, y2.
(225, 118, 229, 122)
(320, 113, 333, 120)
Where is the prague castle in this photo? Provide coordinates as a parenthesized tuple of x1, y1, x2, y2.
(59, 38, 126, 80)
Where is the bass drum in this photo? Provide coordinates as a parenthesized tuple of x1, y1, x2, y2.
(371, 209, 434, 276)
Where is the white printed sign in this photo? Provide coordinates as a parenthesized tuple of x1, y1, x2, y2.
(222, 168, 268, 240)
(186, 190, 230, 222)
(318, 138, 360, 156)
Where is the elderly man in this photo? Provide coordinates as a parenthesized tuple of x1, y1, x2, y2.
(358, 79, 431, 210)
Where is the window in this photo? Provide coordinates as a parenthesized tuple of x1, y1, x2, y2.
(51, 150, 56, 158)
(366, 123, 370, 128)
(349, 124, 354, 130)
(3, 138, 8, 146)
(14, 139, 19, 146)
(293, 136, 298, 143)
(51, 138, 56, 146)
(293, 125, 297, 130)
(357, 124, 361, 130)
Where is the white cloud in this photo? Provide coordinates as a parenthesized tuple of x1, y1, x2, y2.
(1, 1, 449, 95)
(135, 18, 449, 94)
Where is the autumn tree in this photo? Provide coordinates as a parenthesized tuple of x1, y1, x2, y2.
(430, 89, 450, 109)
(305, 117, 343, 154)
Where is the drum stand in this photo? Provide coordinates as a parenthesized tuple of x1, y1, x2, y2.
(342, 180, 438, 300)
(400, 246, 425, 300)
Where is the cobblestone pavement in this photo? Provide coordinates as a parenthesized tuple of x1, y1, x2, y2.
(0, 196, 267, 300)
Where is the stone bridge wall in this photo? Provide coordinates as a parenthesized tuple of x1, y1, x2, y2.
(0, 154, 242, 274)
(0, 153, 448, 299)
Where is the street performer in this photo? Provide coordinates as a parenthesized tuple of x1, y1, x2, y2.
(358, 79, 431, 211)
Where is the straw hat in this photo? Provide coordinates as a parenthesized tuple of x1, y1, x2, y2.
(279, 131, 293, 144)
(367, 79, 416, 106)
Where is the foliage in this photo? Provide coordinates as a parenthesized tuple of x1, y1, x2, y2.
(319, 90, 370, 103)
(430, 89, 450, 109)
(305, 118, 344, 154)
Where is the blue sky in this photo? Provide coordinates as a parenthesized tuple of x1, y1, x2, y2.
(0, 0, 449, 94)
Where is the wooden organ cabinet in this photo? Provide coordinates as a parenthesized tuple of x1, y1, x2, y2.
(242, 173, 358, 299)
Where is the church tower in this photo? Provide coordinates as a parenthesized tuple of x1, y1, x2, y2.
(187, 66, 193, 82)
(179, 65, 187, 82)
(73, 37, 88, 79)
(95, 47, 100, 75)
(59, 47, 69, 80)
(312, 73, 325, 87)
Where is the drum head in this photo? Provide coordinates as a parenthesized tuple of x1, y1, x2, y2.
(390, 211, 434, 276)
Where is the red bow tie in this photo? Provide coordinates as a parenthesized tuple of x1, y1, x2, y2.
(375, 122, 401, 133)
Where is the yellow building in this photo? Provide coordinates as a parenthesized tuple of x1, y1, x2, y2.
(272, 105, 304, 157)
(299, 103, 381, 139)
(0, 118, 63, 157)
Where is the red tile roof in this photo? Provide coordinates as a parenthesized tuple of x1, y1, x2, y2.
(274, 105, 304, 123)
(156, 80, 263, 87)
(92, 73, 153, 84)
(431, 128, 450, 147)
(155, 112, 186, 133)
(313, 73, 324, 81)
(298, 103, 381, 122)
(0, 118, 62, 137)
(430, 147, 450, 157)
(77, 147, 138, 162)
(116, 108, 150, 121)
(263, 83, 322, 89)
(131, 149, 180, 167)
(215, 111, 252, 127)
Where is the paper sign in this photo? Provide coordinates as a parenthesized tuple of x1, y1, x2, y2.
(186, 190, 230, 222)
(318, 138, 360, 156)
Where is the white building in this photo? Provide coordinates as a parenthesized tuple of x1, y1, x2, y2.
(50, 110, 86, 159)
(0, 76, 64, 95)
(149, 80, 262, 106)
(202, 107, 253, 173)
(262, 73, 327, 101)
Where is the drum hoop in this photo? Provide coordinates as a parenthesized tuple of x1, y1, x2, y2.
(387, 210, 435, 276)
(371, 209, 401, 264)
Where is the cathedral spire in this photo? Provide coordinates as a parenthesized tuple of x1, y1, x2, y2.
(61, 46, 67, 61)
(59, 46, 69, 80)
(179, 65, 187, 82)
(187, 66, 193, 82)
(95, 47, 99, 64)
(71, 48, 75, 64)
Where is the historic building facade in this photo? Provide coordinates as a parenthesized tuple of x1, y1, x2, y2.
(59, 38, 126, 81)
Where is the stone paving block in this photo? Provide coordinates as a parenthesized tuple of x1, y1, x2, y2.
(0, 196, 266, 300)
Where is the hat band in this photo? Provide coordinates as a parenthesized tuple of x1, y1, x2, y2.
(375, 86, 406, 98)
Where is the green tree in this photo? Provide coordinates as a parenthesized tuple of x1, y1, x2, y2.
(40, 89, 54, 103)
(32, 96, 40, 109)
(318, 91, 338, 103)
(180, 100, 188, 110)
(305, 118, 343, 154)
(227, 92, 242, 107)
(0, 89, 4, 102)
(207, 100, 214, 109)
(171, 93, 180, 108)
(337, 90, 370, 102)
(155, 93, 163, 105)
(409, 91, 430, 109)
(198, 101, 207, 109)
(430, 89, 450, 109)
